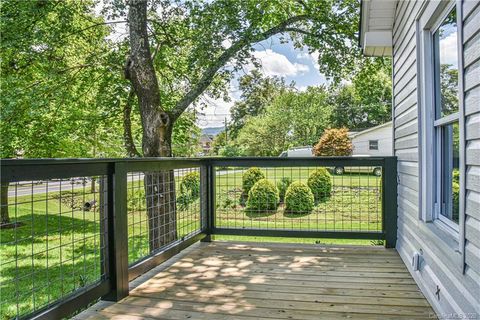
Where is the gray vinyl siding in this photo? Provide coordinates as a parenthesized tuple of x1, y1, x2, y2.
(463, 2, 480, 309)
(393, 0, 480, 317)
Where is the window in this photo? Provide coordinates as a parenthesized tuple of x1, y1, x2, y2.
(369, 140, 379, 150)
(432, 8, 460, 226)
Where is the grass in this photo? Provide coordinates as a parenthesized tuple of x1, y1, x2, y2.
(0, 178, 200, 320)
(0, 167, 382, 319)
(215, 167, 382, 233)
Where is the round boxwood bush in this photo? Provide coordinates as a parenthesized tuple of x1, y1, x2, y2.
(177, 171, 200, 210)
(241, 167, 265, 205)
(246, 179, 279, 212)
(284, 181, 314, 214)
(277, 177, 292, 203)
(242, 167, 265, 194)
(307, 168, 332, 202)
(180, 171, 200, 198)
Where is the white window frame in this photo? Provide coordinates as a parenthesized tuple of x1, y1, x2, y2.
(431, 6, 460, 232)
(417, 0, 465, 242)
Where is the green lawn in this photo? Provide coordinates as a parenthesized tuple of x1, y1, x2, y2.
(0, 179, 200, 320)
(0, 168, 382, 319)
(215, 167, 382, 233)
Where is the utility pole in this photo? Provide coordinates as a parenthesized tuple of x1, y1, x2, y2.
(224, 117, 228, 143)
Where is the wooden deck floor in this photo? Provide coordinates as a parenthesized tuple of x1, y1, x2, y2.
(75, 241, 436, 320)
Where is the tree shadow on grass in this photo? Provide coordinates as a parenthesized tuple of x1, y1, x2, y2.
(283, 210, 313, 218)
(0, 213, 100, 245)
(245, 209, 278, 219)
(0, 254, 104, 320)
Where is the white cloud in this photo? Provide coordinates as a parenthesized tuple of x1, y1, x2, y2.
(309, 51, 320, 70)
(296, 52, 310, 60)
(439, 32, 458, 67)
(253, 49, 310, 77)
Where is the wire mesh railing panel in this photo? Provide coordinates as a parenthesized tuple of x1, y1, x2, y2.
(214, 166, 382, 233)
(0, 177, 108, 319)
(127, 168, 201, 265)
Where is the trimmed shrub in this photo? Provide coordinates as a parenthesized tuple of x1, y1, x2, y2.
(277, 177, 292, 203)
(246, 179, 279, 212)
(242, 167, 265, 194)
(307, 168, 332, 202)
(284, 181, 314, 214)
(177, 171, 200, 210)
(180, 171, 200, 198)
(313, 128, 353, 156)
(241, 167, 265, 205)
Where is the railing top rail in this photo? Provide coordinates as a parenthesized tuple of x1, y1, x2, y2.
(205, 156, 397, 160)
(1, 156, 397, 166)
(0, 157, 205, 166)
(206, 156, 396, 167)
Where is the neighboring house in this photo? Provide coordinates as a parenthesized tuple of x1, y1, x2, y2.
(360, 0, 480, 317)
(350, 121, 393, 156)
(199, 134, 213, 154)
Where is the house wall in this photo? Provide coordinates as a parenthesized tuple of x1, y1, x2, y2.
(392, 0, 480, 317)
(351, 123, 393, 156)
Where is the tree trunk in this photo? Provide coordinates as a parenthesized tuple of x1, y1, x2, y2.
(1, 182, 10, 226)
(90, 177, 96, 193)
(126, 0, 177, 252)
(144, 125, 177, 251)
(123, 89, 141, 158)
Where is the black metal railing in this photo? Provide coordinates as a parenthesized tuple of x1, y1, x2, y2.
(0, 156, 397, 320)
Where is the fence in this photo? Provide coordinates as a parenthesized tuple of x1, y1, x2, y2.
(0, 157, 397, 319)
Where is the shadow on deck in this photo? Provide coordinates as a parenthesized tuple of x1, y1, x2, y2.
(75, 242, 435, 320)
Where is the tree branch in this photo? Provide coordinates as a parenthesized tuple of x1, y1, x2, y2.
(127, 0, 173, 157)
(171, 14, 310, 120)
(123, 89, 142, 157)
(283, 27, 318, 37)
(69, 20, 128, 37)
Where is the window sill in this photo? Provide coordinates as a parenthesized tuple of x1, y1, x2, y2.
(425, 219, 461, 254)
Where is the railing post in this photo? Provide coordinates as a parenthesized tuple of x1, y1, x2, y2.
(383, 157, 398, 248)
(201, 162, 215, 242)
(103, 161, 129, 301)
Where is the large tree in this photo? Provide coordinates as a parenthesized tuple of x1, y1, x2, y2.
(236, 87, 332, 156)
(329, 59, 392, 130)
(123, 0, 360, 249)
(0, 0, 125, 227)
(124, 0, 360, 157)
(229, 70, 293, 138)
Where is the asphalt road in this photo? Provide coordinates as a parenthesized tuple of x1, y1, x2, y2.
(7, 169, 235, 198)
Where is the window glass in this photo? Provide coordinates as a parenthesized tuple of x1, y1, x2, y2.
(432, 7, 460, 227)
(433, 9, 459, 118)
(440, 122, 460, 223)
(369, 140, 378, 150)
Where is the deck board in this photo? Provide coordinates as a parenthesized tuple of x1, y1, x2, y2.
(75, 242, 436, 320)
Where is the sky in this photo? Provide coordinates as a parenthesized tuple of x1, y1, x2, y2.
(197, 36, 329, 128)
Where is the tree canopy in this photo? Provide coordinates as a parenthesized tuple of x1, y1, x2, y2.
(229, 70, 294, 138)
(328, 59, 392, 130)
(235, 86, 333, 156)
(1, 0, 126, 158)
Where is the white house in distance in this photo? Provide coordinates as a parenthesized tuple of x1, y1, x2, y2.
(349, 121, 393, 156)
(360, 0, 479, 317)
